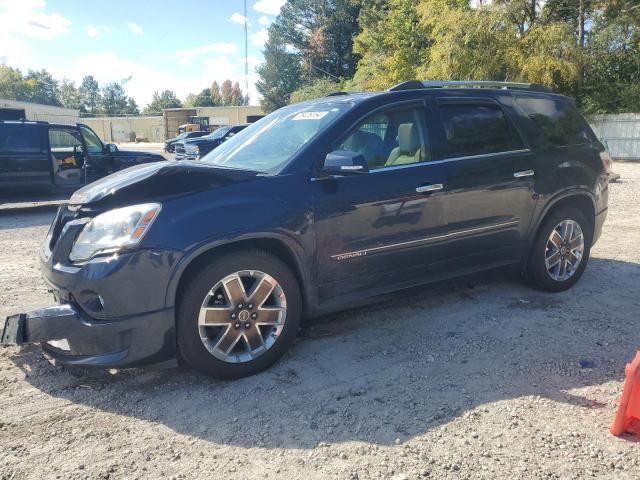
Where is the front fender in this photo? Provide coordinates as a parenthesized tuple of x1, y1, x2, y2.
(163, 230, 315, 315)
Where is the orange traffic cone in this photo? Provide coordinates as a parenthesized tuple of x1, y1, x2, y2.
(611, 351, 640, 437)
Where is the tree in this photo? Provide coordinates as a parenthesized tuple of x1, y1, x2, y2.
(126, 97, 140, 115)
(230, 82, 247, 105)
(100, 82, 129, 115)
(271, 0, 362, 81)
(348, 0, 429, 91)
(290, 78, 341, 103)
(256, 31, 303, 112)
(221, 80, 234, 105)
(185, 88, 215, 107)
(143, 90, 182, 114)
(211, 81, 223, 105)
(79, 76, 101, 113)
(0, 65, 28, 100)
(23, 69, 61, 106)
(58, 79, 83, 110)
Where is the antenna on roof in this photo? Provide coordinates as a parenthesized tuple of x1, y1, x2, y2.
(244, 0, 249, 104)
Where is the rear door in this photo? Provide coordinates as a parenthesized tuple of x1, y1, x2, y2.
(0, 123, 51, 190)
(431, 97, 537, 270)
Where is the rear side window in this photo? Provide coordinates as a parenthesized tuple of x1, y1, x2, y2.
(514, 96, 594, 146)
(436, 104, 524, 159)
(0, 124, 41, 153)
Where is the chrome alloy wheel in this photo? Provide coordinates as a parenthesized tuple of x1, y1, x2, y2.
(198, 270, 287, 363)
(545, 219, 585, 281)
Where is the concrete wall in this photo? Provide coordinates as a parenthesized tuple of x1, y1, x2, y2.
(83, 116, 164, 143)
(590, 114, 640, 161)
(0, 98, 79, 124)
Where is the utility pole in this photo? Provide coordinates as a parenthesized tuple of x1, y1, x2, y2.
(244, 0, 249, 104)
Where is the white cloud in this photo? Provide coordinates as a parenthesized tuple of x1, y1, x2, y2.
(0, 0, 71, 66)
(0, 0, 70, 39)
(230, 12, 248, 25)
(54, 50, 265, 107)
(250, 28, 269, 47)
(127, 22, 144, 36)
(85, 25, 100, 37)
(258, 15, 271, 26)
(85, 25, 110, 37)
(175, 42, 239, 63)
(253, 0, 285, 16)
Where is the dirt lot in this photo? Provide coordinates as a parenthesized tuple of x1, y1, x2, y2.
(1, 163, 639, 480)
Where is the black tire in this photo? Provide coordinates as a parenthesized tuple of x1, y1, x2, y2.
(177, 249, 302, 380)
(527, 207, 592, 292)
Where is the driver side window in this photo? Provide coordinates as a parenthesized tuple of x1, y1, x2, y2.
(79, 126, 104, 155)
(337, 106, 430, 170)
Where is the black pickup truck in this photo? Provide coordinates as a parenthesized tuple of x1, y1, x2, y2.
(0, 120, 166, 195)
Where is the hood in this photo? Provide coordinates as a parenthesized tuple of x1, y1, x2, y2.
(69, 161, 260, 208)
(182, 136, 218, 146)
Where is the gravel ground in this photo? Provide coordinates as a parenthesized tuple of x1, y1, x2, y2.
(1, 164, 639, 480)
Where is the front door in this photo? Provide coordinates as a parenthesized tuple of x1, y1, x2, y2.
(78, 124, 115, 183)
(48, 127, 85, 187)
(313, 103, 448, 304)
(431, 98, 538, 270)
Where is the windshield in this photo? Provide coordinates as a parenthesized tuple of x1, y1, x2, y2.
(201, 102, 349, 172)
(206, 126, 232, 140)
(175, 132, 188, 140)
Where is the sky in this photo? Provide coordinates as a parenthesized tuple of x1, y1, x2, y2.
(0, 0, 287, 107)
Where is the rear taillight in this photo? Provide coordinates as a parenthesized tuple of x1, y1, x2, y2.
(600, 151, 613, 173)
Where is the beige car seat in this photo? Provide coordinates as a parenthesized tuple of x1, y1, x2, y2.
(343, 130, 385, 168)
(385, 123, 424, 167)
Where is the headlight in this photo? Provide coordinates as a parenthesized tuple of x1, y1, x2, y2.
(69, 203, 161, 263)
(185, 145, 199, 154)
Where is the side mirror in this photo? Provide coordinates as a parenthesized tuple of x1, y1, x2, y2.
(106, 143, 118, 153)
(322, 150, 369, 176)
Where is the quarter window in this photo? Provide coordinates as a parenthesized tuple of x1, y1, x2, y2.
(437, 104, 524, 159)
(515, 95, 594, 146)
(338, 106, 430, 170)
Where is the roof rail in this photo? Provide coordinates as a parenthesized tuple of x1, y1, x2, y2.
(326, 91, 350, 97)
(388, 80, 552, 93)
(0, 119, 49, 124)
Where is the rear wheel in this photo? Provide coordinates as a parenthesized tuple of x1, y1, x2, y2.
(177, 250, 301, 379)
(527, 207, 592, 292)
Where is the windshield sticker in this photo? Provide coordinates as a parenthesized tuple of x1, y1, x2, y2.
(292, 111, 329, 121)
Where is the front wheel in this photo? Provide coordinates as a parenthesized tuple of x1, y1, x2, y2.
(177, 250, 302, 379)
(527, 207, 592, 292)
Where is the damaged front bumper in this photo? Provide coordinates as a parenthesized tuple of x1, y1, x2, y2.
(1, 304, 175, 368)
(1, 203, 179, 368)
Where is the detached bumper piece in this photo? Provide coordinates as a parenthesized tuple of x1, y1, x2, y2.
(1, 313, 25, 345)
(1, 304, 175, 368)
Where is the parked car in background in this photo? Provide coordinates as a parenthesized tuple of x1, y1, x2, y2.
(174, 124, 248, 161)
(164, 131, 209, 153)
(0, 120, 166, 195)
(2, 81, 610, 381)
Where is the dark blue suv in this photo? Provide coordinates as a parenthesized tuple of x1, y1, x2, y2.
(1, 81, 610, 379)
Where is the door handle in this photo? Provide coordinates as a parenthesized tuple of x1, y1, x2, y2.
(416, 183, 444, 193)
(514, 170, 534, 178)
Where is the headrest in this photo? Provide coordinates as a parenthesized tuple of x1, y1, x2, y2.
(397, 123, 419, 154)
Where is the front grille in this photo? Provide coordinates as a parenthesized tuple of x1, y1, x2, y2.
(174, 144, 186, 160)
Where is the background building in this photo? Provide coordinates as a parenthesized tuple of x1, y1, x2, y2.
(0, 98, 79, 123)
(163, 105, 264, 139)
(81, 105, 265, 143)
